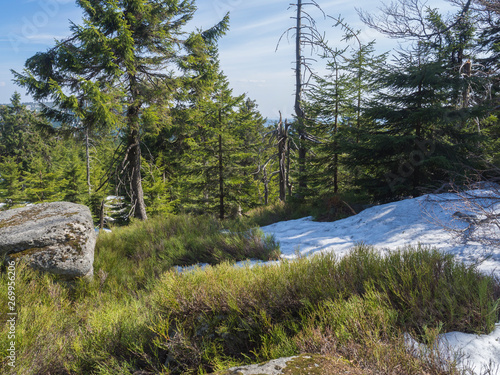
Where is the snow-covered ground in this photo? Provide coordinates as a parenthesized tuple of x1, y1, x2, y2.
(261, 190, 500, 374)
(262, 191, 500, 273)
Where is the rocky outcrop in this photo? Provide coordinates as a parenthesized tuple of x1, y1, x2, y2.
(0, 202, 96, 279)
(211, 354, 370, 375)
(221, 356, 297, 375)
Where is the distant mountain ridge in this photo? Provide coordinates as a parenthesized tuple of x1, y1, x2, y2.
(0, 102, 54, 112)
(2, 103, 280, 127)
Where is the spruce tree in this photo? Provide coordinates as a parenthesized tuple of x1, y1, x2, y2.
(179, 72, 265, 219)
(305, 49, 352, 196)
(14, 0, 229, 220)
(0, 94, 54, 206)
(304, 21, 386, 198)
(347, 44, 482, 200)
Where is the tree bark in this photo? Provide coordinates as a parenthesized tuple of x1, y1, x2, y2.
(298, 140, 307, 194)
(286, 137, 292, 197)
(128, 128, 148, 220)
(294, 0, 303, 120)
(295, 0, 307, 196)
(126, 73, 147, 221)
(85, 127, 91, 196)
(334, 64, 339, 194)
(278, 118, 287, 202)
(219, 108, 225, 220)
(99, 198, 105, 230)
(263, 167, 269, 205)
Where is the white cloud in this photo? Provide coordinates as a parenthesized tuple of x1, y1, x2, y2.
(26, 34, 67, 42)
(236, 13, 290, 34)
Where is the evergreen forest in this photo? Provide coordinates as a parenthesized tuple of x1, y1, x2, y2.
(4, 1, 500, 374)
(1, 0, 500, 223)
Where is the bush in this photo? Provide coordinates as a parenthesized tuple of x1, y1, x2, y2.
(95, 214, 280, 290)
(0, 217, 497, 375)
(150, 245, 500, 374)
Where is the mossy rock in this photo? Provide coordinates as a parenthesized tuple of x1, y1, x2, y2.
(0, 202, 95, 279)
(212, 354, 371, 375)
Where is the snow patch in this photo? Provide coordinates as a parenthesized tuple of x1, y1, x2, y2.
(261, 190, 500, 374)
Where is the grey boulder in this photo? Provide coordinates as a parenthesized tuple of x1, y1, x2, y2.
(0, 202, 96, 279)
(222, 357, 297, 375)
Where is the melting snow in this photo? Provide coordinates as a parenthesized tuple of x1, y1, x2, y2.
(261, 190, 500, 374)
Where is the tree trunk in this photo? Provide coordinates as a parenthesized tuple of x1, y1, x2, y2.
(286, 137, 292, 197)
(127, 74, 147, 221)
(413, 81, 423, 192)
(295, 0, 307, 196)
(128, 128, 148, 220)
(279, 140, 286, 202)
(298, 139, 307, 194)
(85, 127, 91, 196)
(263, 167, 269, 205)
(294, 0, 303, 121)
(99, 198, 105, 230)
(278, 118, 287, 202)
(356, 51, 362, 144)
(334, 65, 339, 194)
(219, 108, 225, 220)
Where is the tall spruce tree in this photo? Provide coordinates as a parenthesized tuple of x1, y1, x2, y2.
(305, 28, 387, 198)
(305, 48, 352, 196)
(14, 0, 229, 220)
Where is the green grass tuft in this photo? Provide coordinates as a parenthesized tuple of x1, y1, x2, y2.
(151, 245, 500, 374)
(95, 214, 280, 290)
(0, 215, 497, 375)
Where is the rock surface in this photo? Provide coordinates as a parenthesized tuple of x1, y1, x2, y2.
(220, 357, 297, 375)
(212, 354, 371, 375)
(0, 202, 96, 279)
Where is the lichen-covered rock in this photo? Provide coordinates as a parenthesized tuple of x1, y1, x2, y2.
(212, 354, 371, 375)
(219, 356, 297, 375)
(0, 202, 96, 279)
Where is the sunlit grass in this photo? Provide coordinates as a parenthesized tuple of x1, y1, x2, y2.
(151, 245, 499, 374)
(0, 215, 498, 374)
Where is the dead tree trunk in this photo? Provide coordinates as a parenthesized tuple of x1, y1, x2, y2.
(295, 0, 308, 195)
(278, 117, 288, 202)
(85, 127, 91, 196)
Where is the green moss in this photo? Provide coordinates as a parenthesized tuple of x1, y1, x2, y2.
(0, 205, 48, 230)
(212, 355, 365, 375)
(8, 246, 51, 259)
(0, 204, 80, 230)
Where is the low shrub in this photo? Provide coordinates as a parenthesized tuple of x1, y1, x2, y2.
(0, 225, 497, 375)
(0, 214, 279, 375)
(95, 214, 280, 289)
(151, 245, 500, 374)
(244, 201, 310, 227)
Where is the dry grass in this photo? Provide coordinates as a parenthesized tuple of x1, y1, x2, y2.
(0, 217, 497, 375)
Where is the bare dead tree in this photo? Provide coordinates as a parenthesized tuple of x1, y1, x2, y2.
(277, 0, 328, 196)
(358, 0, 473, 41)
(475, 0, 500, 14)
(421, 174, 500, 248)
(263, 112, 292, 202)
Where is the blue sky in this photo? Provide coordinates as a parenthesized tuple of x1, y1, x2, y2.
(0, 0, 450, 118)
